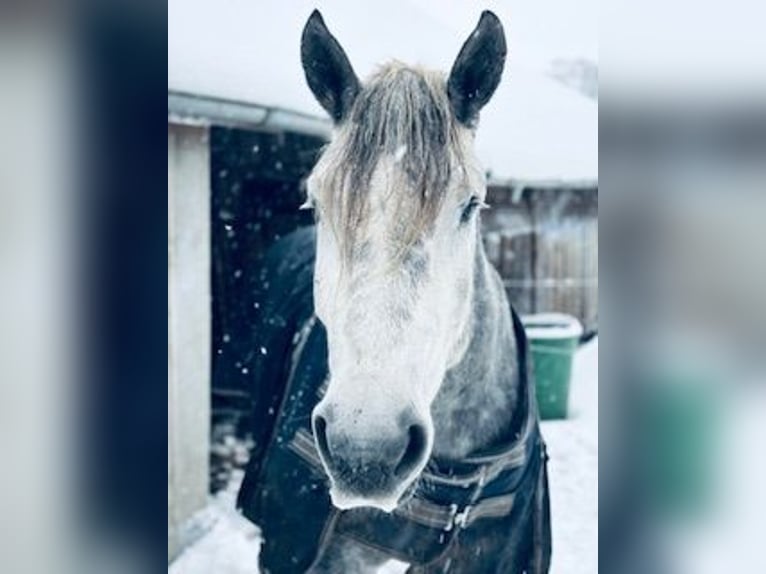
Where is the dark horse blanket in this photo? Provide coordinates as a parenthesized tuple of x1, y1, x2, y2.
(238, 227, 552, 573)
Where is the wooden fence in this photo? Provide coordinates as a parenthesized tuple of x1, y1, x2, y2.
(483, 185, 598, 334)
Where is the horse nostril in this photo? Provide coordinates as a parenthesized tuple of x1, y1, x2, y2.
(313, 415, 333, 466)
(394, 424, 427, 478)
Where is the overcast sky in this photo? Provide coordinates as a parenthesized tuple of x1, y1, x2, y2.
(408, 0, 597, 67)
(168, 0, 598, 180)
(169, 0, 597, 105)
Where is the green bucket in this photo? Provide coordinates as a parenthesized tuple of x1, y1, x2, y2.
(522, 313, 583, 420)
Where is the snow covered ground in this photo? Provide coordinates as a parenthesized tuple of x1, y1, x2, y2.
(169, 339, 598, 573)
(168, 474, 261, 574)
(541, 338, 598, 574)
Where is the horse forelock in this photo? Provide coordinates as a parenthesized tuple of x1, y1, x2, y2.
(315, 63, 469, 260)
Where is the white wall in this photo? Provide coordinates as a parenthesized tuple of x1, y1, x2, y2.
(168, 123, 211, 561)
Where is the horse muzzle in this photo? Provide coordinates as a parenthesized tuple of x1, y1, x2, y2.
(311, 402, 431, 511)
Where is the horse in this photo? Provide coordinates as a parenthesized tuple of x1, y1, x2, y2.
(237, 10, 551, 573)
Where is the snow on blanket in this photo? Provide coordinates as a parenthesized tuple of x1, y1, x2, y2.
(169, 339, 599, 573)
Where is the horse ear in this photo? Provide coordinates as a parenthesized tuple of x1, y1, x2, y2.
(301, 10, 360, 123)
(447, 11, 507, 127)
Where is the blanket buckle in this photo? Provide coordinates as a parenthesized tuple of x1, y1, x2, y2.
(455, 505, 472, 529)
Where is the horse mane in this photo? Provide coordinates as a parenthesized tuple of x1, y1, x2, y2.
(317, 63, 468, 260)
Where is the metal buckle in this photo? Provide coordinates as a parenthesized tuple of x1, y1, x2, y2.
(455, 505, 472, 529)
(444, 503, 473, 531)
(443, 503, 459, 531)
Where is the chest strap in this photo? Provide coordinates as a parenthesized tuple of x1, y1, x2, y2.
(288, 426, 540, 532)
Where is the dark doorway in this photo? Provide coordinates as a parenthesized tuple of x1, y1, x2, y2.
(209, 125, 325, 490)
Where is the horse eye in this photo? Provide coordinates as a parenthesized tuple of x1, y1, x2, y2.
(459, 195, 481, 225)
